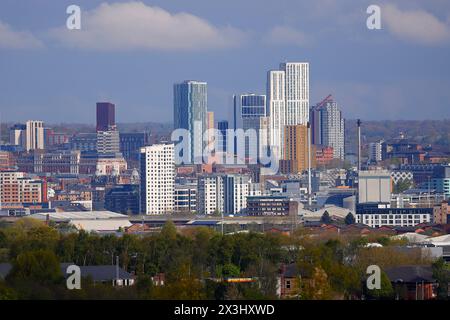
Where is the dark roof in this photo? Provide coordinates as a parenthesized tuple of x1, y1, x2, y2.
(0, 263, 12, 279)
(60, 263, 133, 281)
(280, 263, 311, 278)
(385, 265, 435, 283)
(0, 262, 133, 281)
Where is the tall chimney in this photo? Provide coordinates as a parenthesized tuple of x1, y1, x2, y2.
(357, 119, 362, 172)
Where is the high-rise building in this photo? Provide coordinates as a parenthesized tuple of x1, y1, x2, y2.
(267, 62, 309, 161)
(25, 120, 44, 151)
(206, 111, 215, 149)
(310, 95, 345, 160)
(281, 62, 310, 126)
(96, 102, 115, 132)
(173, 80, 207, 164)
(197, 175, 224, 215)
(369, 140, 383, 163)
(217, 120, 229, 153)
(233, 94, 267, 160)
(281, 125, 316, 174)
(223, 174, 250, 214)
(139, 144, 175, 215)
(9, 124, 26, 148)
(267, 70, 285, 161)
(97, 130, 120, 155)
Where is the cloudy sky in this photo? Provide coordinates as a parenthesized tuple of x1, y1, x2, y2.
(1, 0, 450, 124)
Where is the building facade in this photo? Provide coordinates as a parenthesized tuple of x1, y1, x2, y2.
(233, 93, 267, 160)
(25, 120, 45, 151)
(96, 102, 115, 132)
(139, 144, 175, 215)
(173, 80, 207, 164)
(267, 62, 310, 161)
(282, 125, 316, 174)
(0, 171, 47, 209)
(310, 96, 345, 160)
(358, 170, 392, 204)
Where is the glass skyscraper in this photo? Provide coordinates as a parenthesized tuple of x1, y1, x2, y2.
(233, 93, 267, 161)
(173, 80, 207, 164)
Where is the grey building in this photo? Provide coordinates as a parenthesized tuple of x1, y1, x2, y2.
(233, 94, 267, 160)
(173, 80, 207, 164)
(310, 95, 345, 160)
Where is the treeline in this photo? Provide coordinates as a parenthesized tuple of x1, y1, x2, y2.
(345, 119, 450, 153)
(0, 219, 447, 300)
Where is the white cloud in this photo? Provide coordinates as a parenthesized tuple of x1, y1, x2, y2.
(0, 20, 44, 49)
(265, 26, 309, 46)
(49, 2, 246, 51)
(382, 4, 450, 45)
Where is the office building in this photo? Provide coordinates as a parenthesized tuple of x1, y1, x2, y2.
(223, 174, 250, 214)
(428, 165, 450, 199)
(97, 129, 120, 155)
(310, 95, 345, 160)
(0, 171, 47, 209)
(197, 174, 224, 215)
(139, 144, 175, 215)
(358, 170, 392, 204)
(119, 132, 149, 162)
(9, 124, 26, 147)
(105, 184, 140, 215)
(233, 94, 267, 161)
(369, 140, 383, 163)
(246, 195, 299, 216)
(217, 120, 229, 153)
(173, 80, 207, 164)
(71, 133, 98, 153)
(96, 102, 115, 132)
(174, 183, 197, 214)
(281, 125, 316, 174)
(25, 120, 45, 151)
(356, 203, 432, 228)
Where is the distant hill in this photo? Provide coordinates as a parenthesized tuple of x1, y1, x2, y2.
(345, 119, 450, 154)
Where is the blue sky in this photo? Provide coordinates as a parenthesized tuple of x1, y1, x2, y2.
(1, 0, 450, 124)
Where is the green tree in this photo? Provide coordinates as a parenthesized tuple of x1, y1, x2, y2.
(393, 179, 412, 193)
(432, 258, 450, 300)
(7, 249, 63, 285)
(221, 263, 240, 278)
(365, 271, 394, 300)
(345, 213, 356, 225)
(160, 221, 177, 241)
(320, 211, 332, 224)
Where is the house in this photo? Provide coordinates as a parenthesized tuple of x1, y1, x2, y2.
(60, 263, 135, 286)
(385, 265, 437, 300)
(0, 262, 134, 287)
(277, 263, 300, 299)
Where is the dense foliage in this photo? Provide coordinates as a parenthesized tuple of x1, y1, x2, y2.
(0, 218, 439, 300)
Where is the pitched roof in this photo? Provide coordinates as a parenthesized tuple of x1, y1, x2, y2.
(385, 265, 435, 283)
(60, 263, 134, 281)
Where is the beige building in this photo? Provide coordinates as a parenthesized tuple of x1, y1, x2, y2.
(25, 120, 45, 151)
(281, 124, 316, 174)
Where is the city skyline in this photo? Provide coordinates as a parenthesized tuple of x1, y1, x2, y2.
(1, 0, 450, 123)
